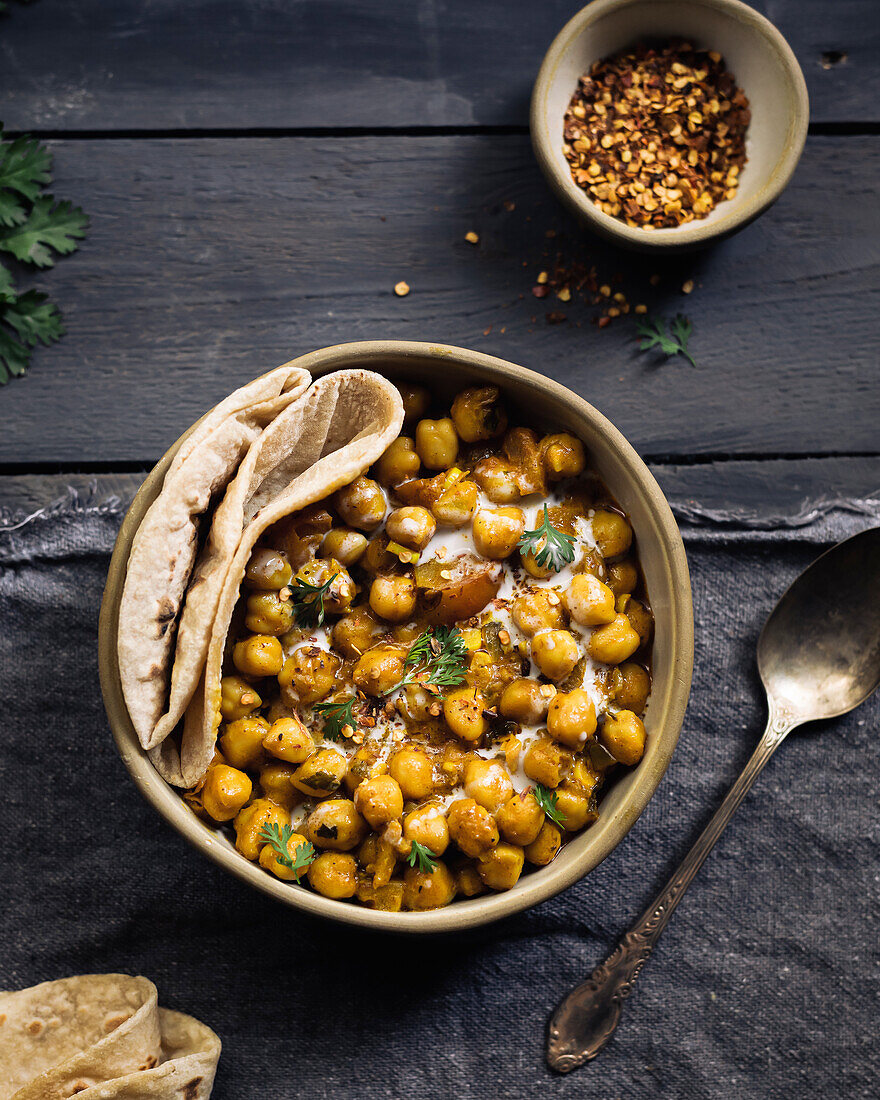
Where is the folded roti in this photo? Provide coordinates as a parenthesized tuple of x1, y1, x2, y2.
(117, 363, 310, 749)
(0, 974, 220, 1100)
(150, 368, 404, 788)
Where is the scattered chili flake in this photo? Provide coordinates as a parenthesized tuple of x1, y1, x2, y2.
(532, 285, 549, 298)
(465, 231, 480, 244)
(563, 40, 750, 229)
(546, 311, 567, 325)
(503, 199, 516, 211)
(681, 279, 695, 294)
(393, 281, 411, 297)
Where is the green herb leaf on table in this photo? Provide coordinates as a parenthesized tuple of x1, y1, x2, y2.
(533, 783, 565, 828)
(517, 505, 577, 573)
(258, 822, 316, 881)
(287, 572, 339, 627)
(0, 195, 88, 268)
(0, 132, 52, 203)
(407, 840, 438, 874)
(387, 626, 469, 696)
(313, 696, 358, 740)
(635, 314, 697, 368)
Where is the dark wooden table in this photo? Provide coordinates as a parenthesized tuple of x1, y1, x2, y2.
(2, 0, 878, 518)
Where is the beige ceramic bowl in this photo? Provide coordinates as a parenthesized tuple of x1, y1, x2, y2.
(99, 341, 693, 933)
(531, 0, 809, 250)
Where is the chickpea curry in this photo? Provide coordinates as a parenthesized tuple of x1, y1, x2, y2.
(189, 382, 654, 912)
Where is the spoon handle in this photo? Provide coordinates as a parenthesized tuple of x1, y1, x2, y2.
(546, 700, 797, 1073)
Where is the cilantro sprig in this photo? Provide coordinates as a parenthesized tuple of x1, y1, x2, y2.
(407, 840, 438, 874)
(288, 572, 339, 627)
(387, 626, 468, 696)
(313, 696, 358, 741)
(636, 314, 697, 368)
(533, 783, 565, 828)
(517, 505, 576, 573)
(258, 823, 316, 882)
(0, 124, 88, 383)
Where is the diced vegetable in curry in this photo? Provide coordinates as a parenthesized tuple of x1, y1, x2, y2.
(187, 383, 654, 911)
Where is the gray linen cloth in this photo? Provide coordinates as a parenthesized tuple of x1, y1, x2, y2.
(1, 493, 878, 1100)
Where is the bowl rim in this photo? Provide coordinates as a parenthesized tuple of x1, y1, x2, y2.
(99, 339, 694, 933)
(529, 0, 810, 250)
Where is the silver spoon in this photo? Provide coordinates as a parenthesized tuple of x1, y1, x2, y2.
(547, 525, 880, 1073)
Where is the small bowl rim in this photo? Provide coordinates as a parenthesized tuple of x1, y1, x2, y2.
(98, 339, 694, 934)
(530, 0, 810, 250)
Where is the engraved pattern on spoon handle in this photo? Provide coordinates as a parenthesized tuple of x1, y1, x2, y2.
(546, 700, 797, 1073)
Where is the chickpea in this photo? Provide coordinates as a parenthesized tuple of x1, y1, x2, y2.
(321, 528, 368, 567)
(522, 735, 572, 789)
(495, 790, 544, 846)
(243, 547, 292, 590)
(554, 784, 596, 832)
(306, 798, 367, 851)
(447, 798, 499, 858)
(565, 574, 616, 627)
(499, 678, 550, 725)
(375, 436, 421, 487)
(334, 476, 387, 530)
(600, 710, 647, 766)
(353, 644, 407, 697)
(472, 456, 521, 504)
(587, 614, 641, 665)
(403, 804, 450, 856)
(232, 634, 284, 678)
(519, 547, 554, 581)
(472, 507, 525, 560)
(531, 629, 580, 681)
(612, 662, 651, 714)
(308, 852, 358, 899)
(623, 596, 654, 646)
(388, 746, 434, 800)
(403, 862, 456, 910)
(219, 716, 270, 770)
(262, 715, 314, 764)
(547, 688, 597, 749)
(385, 505, 436, 551)
(433, 479, 478, 528)
(354, 775, 404, 830)
(591, 509, 633, 560)
(293, 558, 355, 615)
(540, 433, 586, 481)
(397, 383, 430, 423)
(201, 764, 252, 823)
(259, 830, 311, 881)
(219, 675, 262, 721)
(478, 842, 525, 891)
(450, 385, 508, 443)
(511, 588, 565, 636)
(457, 864, 487, 897)
(462, 757, 514, 812)
(258, 761, 300, 809)
(503, 427, 546, 496)
(290, 748, 348, 797)
(278, 646, 341, 706)
(523, 820, 563, 866)
(606, 559, 638, 596)
(443, 688, 488, 742)
(369, 574, 417, 623)
(435, 741, 468, 791)
(500, 733, 523, 773)
(244, 591, 293, 636)
(332, 606, 384, 659)
(343, 745, 384, 795)
(233, 798, 288, 861)
(415, 417, 458, 470)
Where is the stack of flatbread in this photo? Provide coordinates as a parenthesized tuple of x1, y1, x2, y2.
(115, 364, 404, 788)
(0, 975, 220, 1099)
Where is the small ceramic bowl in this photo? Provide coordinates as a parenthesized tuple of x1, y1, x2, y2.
(99, 341, 693, 933)
(531, 0, 809, 250)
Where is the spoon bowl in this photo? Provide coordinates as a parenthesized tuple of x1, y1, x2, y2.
(758, 527, 880, 724)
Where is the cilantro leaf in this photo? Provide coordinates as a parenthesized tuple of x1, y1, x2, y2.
(0, 195, 88, 268)
(0, 190, 26, 228)
(407, 840, 438, 873)
(258, 822, 316, 882)
(533, 783, 566, 828)
(387, 626, 469, 696)
(517, 505, 577, 572)
(0, 326, 30, 384)
(287, 572, 340, 627)
(313, 696, 358, 741)
(0, 134, 52, 202)
(3, 290, 64, 347)
(635, 314, 697, 368)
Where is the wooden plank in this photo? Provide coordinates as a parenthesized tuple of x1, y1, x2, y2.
(2, 134, 878, 463)
(0, 0, 874, 130)
(2, 458, 878, 518)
